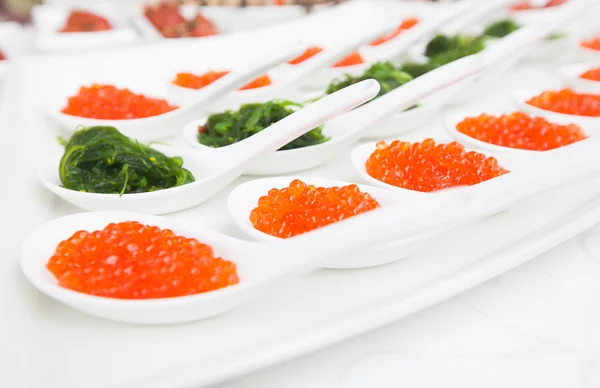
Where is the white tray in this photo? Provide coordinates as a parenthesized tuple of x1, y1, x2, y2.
(1, 3, 596, 388)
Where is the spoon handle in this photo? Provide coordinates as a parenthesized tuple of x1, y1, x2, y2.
(185, 42, 307, 110)
(330, 54, 484, 133)
(220, 79, 381, 165)
(470, 137, 600, 216)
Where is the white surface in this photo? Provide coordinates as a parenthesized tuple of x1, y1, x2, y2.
(3, 4, 600, 388)
(0, 23, 34, 80)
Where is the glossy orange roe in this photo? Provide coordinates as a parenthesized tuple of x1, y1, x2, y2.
(581, 36, 600, 51)
(526, 88, 600, 117)
(249, 179, 380, 238)
(370, 17, 419, 46)
(332, 51, 364, 68)
(46, 221, 239, 299)
(365, 139, 508, 192)
(172, 71, 271, 91)
(511, 0, 565, 10)
(238, 74, 272, 90)
(59, 10, 112, 33)
(581, 67, 600, 82)
(288, 46, 323, 65)
(173, 70, 229, 89)
(61, 84, 178, 120)
(456, 112, 586, 151)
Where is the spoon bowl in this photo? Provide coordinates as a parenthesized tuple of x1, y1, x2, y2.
(513, 88, 600, 130)
(559, 61, 600, 91)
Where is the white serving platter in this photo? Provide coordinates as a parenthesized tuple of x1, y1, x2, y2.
(32, 4, 139, 52)
(2, 3, 600, 388)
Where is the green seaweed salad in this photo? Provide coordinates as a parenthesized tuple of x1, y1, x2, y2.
(198, 100, 329, 150)
(325, 18, 521, 97)
(59, 126, 194, 195)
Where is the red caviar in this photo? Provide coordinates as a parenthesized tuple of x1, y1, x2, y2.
(46, 221, 239, 299)
(526, 88, 600, 117)
(581, 36, 600, 51)
(0, 50, 5, 61)
(172, 71, 271, 91)
(370, 17, 420, 46)
(249, 179, 380, 238)
(511, 0, 566, 10)
(61, 84, 179, 120)
(365, 139, 508, 192)
(332, 51, 364, 68)
(59, 10, 112, 33)
(288, 46, 323, 65)
(581, 67, 600, 81)
(456, 112, 586, 151)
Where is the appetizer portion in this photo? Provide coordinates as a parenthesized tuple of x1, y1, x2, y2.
(59, 10, 112, 33)
(197, 100, 329, 150)
(369, 17, 419, 47)
(456, 112, 586, 150)
(61, 84, 178, 120)
(249, 179, 380, 238)
(482, 19, 520, 38)
(144, 1, 217, 38)
(172, 70, 272, 91)
(59, 126, 195, 195)
(510, 0, 566, 10)
(326, 61, 412, 98)
(581, 36, 600, 51)
(526, 88, 600, 117)
(47, 221, 238, 299)
(288, 46, 323, 65)
(581, 67, 600, 81)
(331, 51, 364, 68)
(365, 139, 508, 192)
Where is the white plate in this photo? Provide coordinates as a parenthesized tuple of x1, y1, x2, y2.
(513, 88, 600, 129)
(32, 4, 138, 52)
(6, 2, 597, 387)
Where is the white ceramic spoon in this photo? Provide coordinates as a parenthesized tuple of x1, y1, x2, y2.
(183, 54, 485, 176)
(38, 80, 380, 215)
(20, 189, 471, 324)
(45, 42, 307, 142)
(512, 88, 600, 129)
(440, 0, 515, 36)
(444, 110, 589, 155)
(559, 61, 600, 90)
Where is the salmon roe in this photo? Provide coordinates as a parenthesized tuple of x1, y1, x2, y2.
(59, 10, 112, 33)
(581, 36, 600, 51)
(288, 46, 323, 65)
(581, 67, 600, 82)
(511, 0, 566, 10)
(47, 221, 239, 299)
(456, 112, 586, 151)
(0, 50, 5, 61)
(61, 84, 179, 120)
(249, 179, 380, 238)
(172, 71, 271, 91)
(365, 139, 508, 192)
(370, 17, 420, 46)
(332, 51, 364, 68)
(526, 88, 600, 117)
